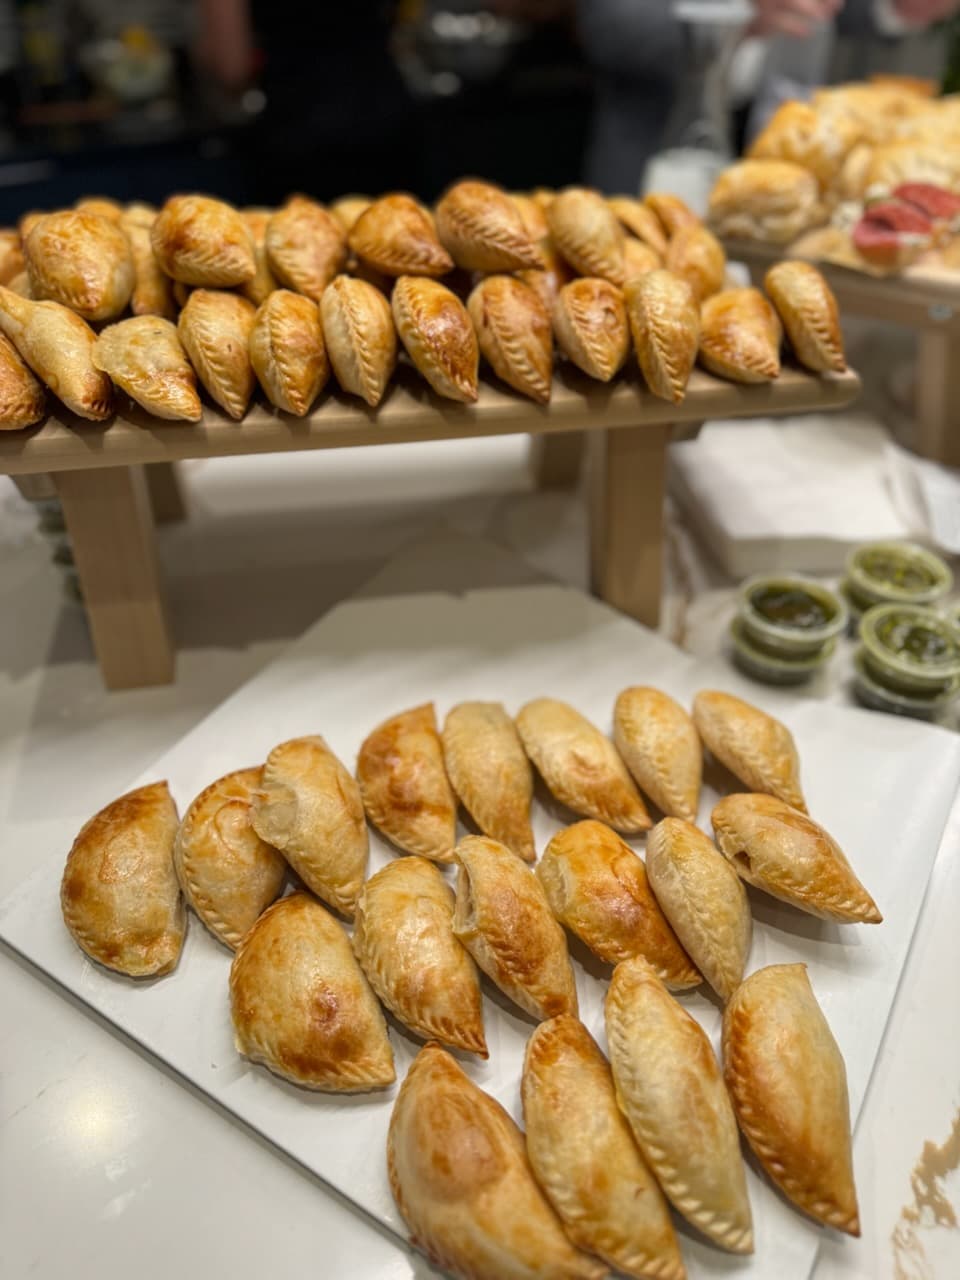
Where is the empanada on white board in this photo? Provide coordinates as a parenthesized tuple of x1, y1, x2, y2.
(3, 533, 960, 1280)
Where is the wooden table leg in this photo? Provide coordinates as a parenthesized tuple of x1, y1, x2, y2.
(529, 431, 586, 489)
(145, 461, 188, 523)
(588, 423, 671, 629)
(54, 466, 175, 690)
(915, 329, 960, 468)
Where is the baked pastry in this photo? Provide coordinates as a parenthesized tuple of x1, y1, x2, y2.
(516, 235, 573, 313)
(120, 208, 175, 320)
(352, 856, 487, 1056)
(707, 160, 824, 245)
(0, 229, 24, 286)
(764, 261, 847, 374)
(644, 192, 700, 238)
(452, 834, 578, 1020)
(0, 331, 45, 429)
(25, 210, 134, 321)
(621, 236, 661, 282)
(177, 289, 257, 420)
(607, 196, 668, 256)
(60, 781, 184, 977)
(552, 278, 629, 383)
(699, 288, 782, 384)
(251, 735, 368, 917)
(240, 208, 279, 306)
(748, 100, 863, 189)
(723, 963, 859, 1235)
(664, 223, 726, 303)
(264, 195, 347, 302)
(645, 817, 751, 1002)
(388, 1042, 603, 1280)
(18, 210, 44, 240)
(320, 274, 397, 407)
(329, 194, 372, 233)
(92, 316, 202, 421)
(173, 767, 286, 949)
(348, 194, 453, 278)
(230, 892, 395, 1091)
(712, 793, 882, 923)
(442, 700, 535, 861)
(392, 276, 479, 403)
(151, 194, 255, 287)
(624, 269, 699, 404)
(537, 820, 699, 987)
(123, 201, 158, 228)
(435, 179, 542, 272)
(522, 1016, 684, 1280)
(0, 286, 112, 420)
(5, 271, 32, 298)
(613, 686, 701, 822)
(547, 187, 626, 285)
(508, 191, 550, 241)
(357, 703, 456, 863)
(693, 689, 806, 811)
(467, 275, 552, 404)
(249, 288, 329, 416)
(606, 956, 753, 1253)
(75, 196, 123, 222)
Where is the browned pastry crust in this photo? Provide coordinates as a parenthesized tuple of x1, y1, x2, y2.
(707, 160, 824, 245)
(239, 207, 280, 306)
(508, 192, 550, 241)
(75, 196, 124, 222)
(552, 278, 629, 383)
(392, 276, 479, 403)
(607, 196, 668, 256)
(92, 316, 202, 421)
(764, 260, 847, 374)
(264, 195, 347, 301)
(0, 229, 25, 287)
(329, 194, 373, 233)
(25, 210, 134, 321)
(120, 209, 175, 320)
(467, 275, 553, 404)
(693, 689, 806, 811)
(643, 192, 700, 238)
(699, 288, 783, 384)
(151, 194, 255, 287)
(249, 288, 329, 416)
(624, 269, 699, 404)
(621, 236, 661, 283)
(664, 223, 726, 303)
(613, 685, 701, 822)
(748, 100, 864, 189)
(177, 289, 257, 421)
(547, 187, 627, 284)
(320, 274, 397, 407)
(348, 194, 453, 278)
(515, 234, 573, 313)
(0, 330, 45, 429)
(436, 179, 542, 273)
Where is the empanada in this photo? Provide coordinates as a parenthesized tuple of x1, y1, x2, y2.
(723, 963, 859, 1235)
(329, 194, 372, 233)
(92, 316, 202, 421)
(249, 288, 329, 416)
(353, 857, 487, 1056)
(509, 191, 550, 241)
(467, 275, 552, 405)
(645, 817, 751, 1002)
(547, 187, 626, 285)
(120, 209, 175, 320)
(436, 179, 542, 273)
(764, 260, 847, 374)
(264, 195, 347, 301)
(251, 735, 368, 917)
(356, 703, 456, 863)
(613, 686, 701, 822)
(0, 330, 45, 429)
(606, 957, 753, 1253)
(552, 278, 628, 383)
(442, 700, 535, 861)
(388, 1042, 603, 1280)
(522, 1016, 684, 1280)
(664, 223, 726, 303)
(699, 288, 782, 384)
(621, 236, 661, 282)
(173, 767, 286, 949)
(515, 697, 650, 833)
(392, 276, 478, 403)
(151, 194, 255, 287)
(0, 228, 25, 286)
(453, 834, 578, 1020)
(240, 207, 279, 306)
(693, 689, 806, 811)
(60, 781, 184, 977)
(320, 274, 396, 407)
(607, 196, 668, 257)
(25, 210, 134, 321)
(643, 192, 700, 238)
(516, 235, 573, 313)
(624, 270, 699, 404)
(0, 286, 112, 420)
(230, 892, 394, 1091)
(537, 821, 699, 987)
(177, 289, 256, 420)
(348, 194, 453, 278)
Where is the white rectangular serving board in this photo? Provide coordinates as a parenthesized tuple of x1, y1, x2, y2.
(3, 560, 959, 1280)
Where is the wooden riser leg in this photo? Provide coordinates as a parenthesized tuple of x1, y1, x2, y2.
(529, 431, 586, 489)
(915, 329, 960, 468)
(145, 461, 188, 523)
(54, 466, 175, 690)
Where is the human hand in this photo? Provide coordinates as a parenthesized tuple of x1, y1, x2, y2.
(749, 0, 843, 38)
(892, 0, 960, 24)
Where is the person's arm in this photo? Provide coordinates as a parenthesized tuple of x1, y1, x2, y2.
(195, 0, 256, 91)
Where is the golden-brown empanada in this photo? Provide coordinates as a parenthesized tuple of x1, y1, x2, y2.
(239, 207, 279, 306)
(177, 289, 256, 420)
(453, 834, 578, 1020)
(764, 260, 847, 374)
(699, 288, 782, 384)
(552, 278, 629, 383)
(522, 1015, 684, 1280)
(348, 194, 453, 278)
(392, 276, 479, 403)
(436, 179, 542, 273)
(516, 235, 574, 314)
(329, 194, 372, 233)
(509, 191, 550, 241)
(606, 957, 753, 1253)
(151, 194, 255, 287)
(60, 781, 184, 977)
(0, 228, 25, 285)
(357, 703, 456, 863)
(388, 1042, 604, 1280)
(249, 288, 329, 416)
(645, 817, 751, 1002)
(723, 963, 860, 1235)
(353, 857, 487, 1056)
(173, 767, 286, 949)
(467, 275, 552, 405)
(707, 160, 824, 245)
(644, 192, 700, 238)
(25, 210, 134, 321)
(75, 196, 123, 222)
(0, 330, 44, 429)
(92, 316, 202, 421)
(251, 735, 368, 917)
(230, 892, 394, 1091)
(120, 209, 175, 320)
(320, 274, 396, 406)
(664, 223, 726, 303)
(693, 689, 806, 811)
(547, 187, 626, 285)
(264, 195, 347, 301)
(0, 286, 112, 420)
(442, 701, 535, 861)
(607, 196, 668, 257)
(624, 270, 699, 404)
(613, 686, 701, 823)
(621, 236, 661, 282)
(515, 697, 650, 833)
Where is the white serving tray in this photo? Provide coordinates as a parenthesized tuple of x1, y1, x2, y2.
(3, 551, 959, 1280)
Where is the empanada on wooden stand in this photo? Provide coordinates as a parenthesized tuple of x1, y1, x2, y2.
(119, 209, 175, 320)
(552, 278, 629, 383)
(93, 316, 202, 421)
(249, 289, 329, 416)
(349, 194, 453, 278)
(699, 288, 782, 384)
(240, 207, 279, 306)
(467, 275, 552, 405)
(548, 187, 626, 284)
(265, 195, 347, 301)
(392, 276, 479, 403)
(693, 689, 806, 811)
(320, 274, 396, 407)
(442, 700, 535, 861)
(177, 289, 256, 421)
(151, 194, 255, 287)
(608, 195, 668, 256)
(624, 269, 699, 404)
(436, 179, 542, 272)
(665, 223, 726, 303)
(25, 210, 134, 320)
(764, 260, 847, 374)
(0, 330, 45, 429)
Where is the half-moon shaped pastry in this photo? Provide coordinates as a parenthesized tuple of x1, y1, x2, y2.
(435, 179, 542, 273)
(645, 817, 751, 1002)
(230, 892, 395, 1091)
(712, 793, 882, 923)
(516, 235, 574, 314)
(357, 703, 456, 863)
(60, 781, 184, 977)
(723, 963, 859, 1235)
(392, 276, 479, 403)
(764, 260, 847, 374)
(453, 834, 578, 1020)
(249, 289, 329, 416)
(25, 210, 134, 321)
(547, 187, 626, 285)
(251, 735, 368, 917)
(348, 194, 453, 278)
(120, 209, 175, 320)
(320, 274, 397, 407)
(613, 686, 701, 823)
(151, 194, 255, 287)
(509, 192, 550, 241)
(0, 331, 45, 429)
(467, 275, 552, 405)
(552, 278, 629, 383)
(643, 192, 700, 238)
(699, 288, 782, 384)
(0, 286, 112, 420)
(264, 195, 347, 301)
(352, 856, 487, 1056)
(0, 228, 25, 286)
(329, 194, 372, 233)
(522, 1016, 684, 1280)
(388, 1042, 603, 1280)
(606, 957, 753, 1253)
(624, 270, 699, 404)
(442, 700, 535, 861)
(537, 820, 699, 987)
(92, 316, 202, 421)
(607, 196, 668, 257)
(693, 689, 806, 811)
(177, 289, 256, 420)
(621, 236, 661, 282)
(240, 207, 279, 306)
(664, 223, 726, 303)
(173, 767, 286, 949)
(515, 697, 650, 833)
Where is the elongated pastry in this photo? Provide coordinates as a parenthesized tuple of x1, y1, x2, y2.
(442, 700, 535, 861)
(613, 686, 701, 822)
(608, 196, 668, 256)
(516, 235, 573, 313)
(467, 275, 552, 405)
(230, 893, 394, 1091)
(664, 223, 726, 303)
(329, 194, 372, 233)
(0, 331, 45, 429)
(173, 767, 286, 949)
(357, 703, 456, 863)
(621, 236, 661, 282)
(547, 187, 626, 284)
(264, 195, 347, 301)
(645, 817, 751, 1001)
(320, 274, 396, 406)
(624, 270, 699, 404)
(606, 957, 753, 1253)
(349, 194, 453, 278)
(392, 276, 479, 403)
(92, 316, 202, 421)
(707, 160, 823, 245)
(353, 857, 487, 1056)
(723, 963, 859, 1235)
(516, 697, 650, 833)
(552, 278, 629, 382)
(436, 179, 542, 272)
(249, 289, 329, 416)
(0, 228, 25, 285)
(0, 286, 112, 420)
(537, 821, 699, 987)
(644, 192, 700, 237)
(120, 209, 175, 320)
(177, 289, 256, 420)
(509, 191, 550, 241)
(699, 288, 782, 384)
(764, 260, 846, 374)
(251, 735, 368, 917)
(151, 194, 255, 286)
(388, 1043, 603, 1280)
(693, 689, 806, 811)
(522, 1016, 684, 1280)
(25, 210, 134, 321)
(453, 834, 578, 1020)
(60, 781, 184, 977)
(240, 207, 279, 306)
